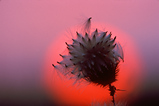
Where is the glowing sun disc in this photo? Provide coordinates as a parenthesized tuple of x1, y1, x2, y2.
(43, 22, 143, 105)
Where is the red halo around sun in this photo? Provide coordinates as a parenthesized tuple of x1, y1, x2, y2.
(43, 23, 143, 105)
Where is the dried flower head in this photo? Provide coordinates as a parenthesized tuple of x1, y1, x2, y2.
(52, 17, 124, 87)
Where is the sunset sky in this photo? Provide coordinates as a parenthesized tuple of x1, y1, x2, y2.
(0, 0, 159, 105)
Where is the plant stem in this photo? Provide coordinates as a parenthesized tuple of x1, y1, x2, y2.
(109, 84, 116, 106)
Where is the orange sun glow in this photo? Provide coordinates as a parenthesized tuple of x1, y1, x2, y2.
(43, 23, 143, 105)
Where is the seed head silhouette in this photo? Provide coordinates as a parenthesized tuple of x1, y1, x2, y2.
(52, 17, 124, 88)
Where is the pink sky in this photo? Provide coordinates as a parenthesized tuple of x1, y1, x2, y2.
(0, 0, 159, 105)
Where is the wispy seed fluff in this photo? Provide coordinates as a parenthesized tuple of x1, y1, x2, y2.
(52, 17, 124, 87)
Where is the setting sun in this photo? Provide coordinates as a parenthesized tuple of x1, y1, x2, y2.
(43, 20, 143, 105)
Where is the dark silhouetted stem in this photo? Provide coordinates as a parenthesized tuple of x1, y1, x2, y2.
(109, 84, 116, 106)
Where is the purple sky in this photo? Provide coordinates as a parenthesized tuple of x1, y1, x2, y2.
(0, 0, 159, 105)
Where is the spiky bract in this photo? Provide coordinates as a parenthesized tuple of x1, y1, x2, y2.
(53, 18, 124, 87)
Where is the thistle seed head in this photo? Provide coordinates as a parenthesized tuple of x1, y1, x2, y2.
(53, 17, 124, 87)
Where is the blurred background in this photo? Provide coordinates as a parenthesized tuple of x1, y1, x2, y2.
(0, 0, 159, 105)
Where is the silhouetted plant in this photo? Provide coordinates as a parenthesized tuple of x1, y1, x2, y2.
(52, 17, 124, 106)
